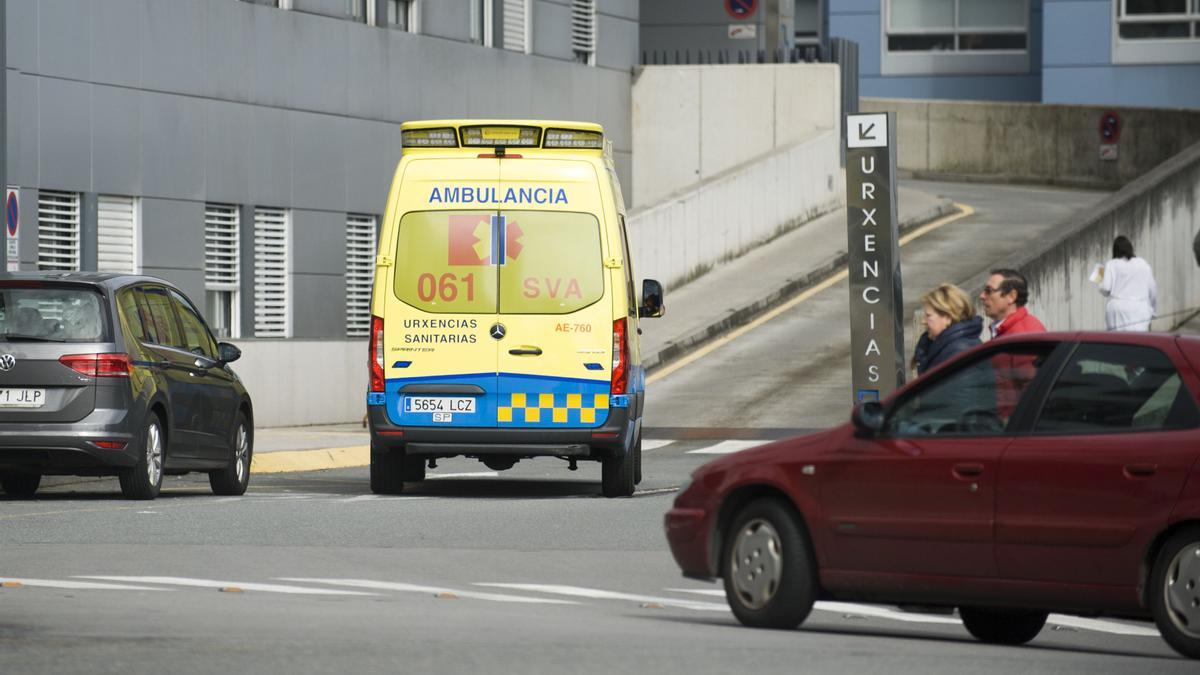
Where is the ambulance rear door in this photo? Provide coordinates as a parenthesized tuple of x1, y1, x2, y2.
(384, 158, 501, 428)
(494, 159, 613, 430)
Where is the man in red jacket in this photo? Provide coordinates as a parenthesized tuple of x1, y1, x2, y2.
(979, 269, 1046, 420)
(980, 268, 1046, 338)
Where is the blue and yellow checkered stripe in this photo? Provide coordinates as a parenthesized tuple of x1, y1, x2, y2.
(499, 392, 610, 425)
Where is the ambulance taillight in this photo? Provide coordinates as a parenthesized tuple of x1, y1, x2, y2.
(611, 318, 628, 394)
(369, 316, 385, 393)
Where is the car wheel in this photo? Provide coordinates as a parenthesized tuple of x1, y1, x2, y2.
(119, 415, 164, 500)
(601, 447, 634, 498)
(959, 607, 1047, 645)
(370, 443, 405, 494)
(1150, 527, 1200, 659)
(722, 498, 816, 629)
(209, 413, 252, 496)
(0, 470, 41, 497)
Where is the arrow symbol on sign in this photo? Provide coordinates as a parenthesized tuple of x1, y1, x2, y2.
(858, 123, 876, 141)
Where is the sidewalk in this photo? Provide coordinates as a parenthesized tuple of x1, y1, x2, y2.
(249, 181, 955, 472)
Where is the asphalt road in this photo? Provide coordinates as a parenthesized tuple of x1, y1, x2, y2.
(3, 182, 1189, 674)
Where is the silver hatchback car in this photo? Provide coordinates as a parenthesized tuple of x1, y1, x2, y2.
(0, 273, 253, 499)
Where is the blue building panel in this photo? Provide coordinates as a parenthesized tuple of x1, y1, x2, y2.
(1042, 0, 1112, 67)
(862, 75, 1042, 103)
(829, 13, 882, 78)
(1043, 64, 1200, 109)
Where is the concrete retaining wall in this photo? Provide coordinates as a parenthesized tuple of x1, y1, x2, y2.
(231, 340, 366, 428)
(632, 64, 841, 207)
(626, 129, 842, 290)
(862, 98, 1200, 190)
(989, 141, 1200, 334)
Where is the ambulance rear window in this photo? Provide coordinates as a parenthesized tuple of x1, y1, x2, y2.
(497, 210, 603, 315)
(392, 210, 603, 315)
(393, 211, 500, 314)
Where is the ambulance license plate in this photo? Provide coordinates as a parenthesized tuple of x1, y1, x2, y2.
(0, 388, 45, 408)
(404, 396, 476, 414)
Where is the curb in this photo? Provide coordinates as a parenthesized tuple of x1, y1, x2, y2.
(642, 199, 959, 374)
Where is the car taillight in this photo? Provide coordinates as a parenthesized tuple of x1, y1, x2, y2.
(59, 353, 132, 378)
(611, 318, 628, 395)
(369, 316, 385, 393)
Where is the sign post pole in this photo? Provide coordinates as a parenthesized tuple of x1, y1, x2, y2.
(845, 112, 904, 405)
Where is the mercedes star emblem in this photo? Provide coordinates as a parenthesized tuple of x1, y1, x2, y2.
(0, 354, 14, 372)
(489, 323, 506, 340)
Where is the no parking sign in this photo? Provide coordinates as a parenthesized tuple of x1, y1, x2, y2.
(6, 188, 19, 271)
(725, 0, 758, 19)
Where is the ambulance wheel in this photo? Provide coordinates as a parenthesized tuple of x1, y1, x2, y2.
(633, 436, 643, 486)
(370, 444, 405, 495)
(601, 448, 634, 498)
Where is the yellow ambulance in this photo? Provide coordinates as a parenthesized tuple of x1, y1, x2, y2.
(367, 120, 664, 497)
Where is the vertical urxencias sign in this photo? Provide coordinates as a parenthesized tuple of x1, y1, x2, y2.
(845, 112, 904, 405)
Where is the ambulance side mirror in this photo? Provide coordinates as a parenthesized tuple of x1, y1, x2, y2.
(639, 279, 665, 318)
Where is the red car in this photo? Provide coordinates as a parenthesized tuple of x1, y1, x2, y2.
(665, 332, 1200, 658)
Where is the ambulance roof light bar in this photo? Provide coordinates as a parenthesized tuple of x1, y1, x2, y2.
(400, 127, 458, 148)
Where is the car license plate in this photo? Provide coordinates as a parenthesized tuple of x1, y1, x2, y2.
(0, 388, 45, 408)
(404, 396, 476, 414)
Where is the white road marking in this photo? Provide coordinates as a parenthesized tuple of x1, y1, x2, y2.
(685, 440, 765, 455)
(1, 578, 171, 591)
(664, 589, 1160, 636)
(475, 583, 726, 612)
(76, 576, 376, 596)
(336, 495, 428, 502)
(427, 471, 499, 480)
(634, 487, 680, 497)
(641, 440, 674, 451)
(280, 578, 578, 605)
(1045, 614, 1160, 637)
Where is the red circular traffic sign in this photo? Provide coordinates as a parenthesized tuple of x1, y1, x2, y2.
(725, 0, 758, 20)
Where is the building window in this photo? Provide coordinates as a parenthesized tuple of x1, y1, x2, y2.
(386, 0, 418, 32)
(1113, 0, 1200, 63)
(471, 0, 494, 46)
(347, 0, 367, 22)
(571, 0, 596, 64)
(887, 0, 1028, 52)
(502, 0, 531, 53)
(96, 195, 138, 274)
(1117, 0, 1200, 39)
(205, 204, 241, 339)
(881, 0, 1030, 75)
(253, 207, 290, 339)
(37, 191, 80, 272)
(345, 214, 377, 338)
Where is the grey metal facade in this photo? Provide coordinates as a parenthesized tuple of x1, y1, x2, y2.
(5, 0, 637, 338)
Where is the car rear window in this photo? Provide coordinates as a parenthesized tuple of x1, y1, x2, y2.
(0, 286, 109, 342)
(393, 210, 500, 314)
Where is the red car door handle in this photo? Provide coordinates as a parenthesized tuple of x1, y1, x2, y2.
(1124, 464, 1158, 478)
(953, 463, 984, 478)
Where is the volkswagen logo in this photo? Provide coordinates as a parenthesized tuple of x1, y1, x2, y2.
(0, 354, 14, 372)
(489, 323, 506, 340)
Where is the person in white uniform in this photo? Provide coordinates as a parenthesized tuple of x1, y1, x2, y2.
(1099, 235, 1157, 331)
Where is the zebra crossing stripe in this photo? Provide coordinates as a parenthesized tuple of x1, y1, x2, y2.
(76, 576, 375, 596)
(279, 578, 577, 604)
(641, 440, 674, 451)
(475, 583, 727, 611)
(685, 440, 765, 455)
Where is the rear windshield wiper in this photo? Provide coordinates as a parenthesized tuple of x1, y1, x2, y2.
(0, 332, 68, 342)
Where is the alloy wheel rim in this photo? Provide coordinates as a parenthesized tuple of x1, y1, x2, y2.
(146, 422, 162, 486)
(234, 424, 249, 484)
(1165, 542, 1200, 639)
(730, 518, 783, 610)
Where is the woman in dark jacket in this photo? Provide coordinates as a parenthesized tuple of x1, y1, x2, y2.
(912, 283, 983, 376)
